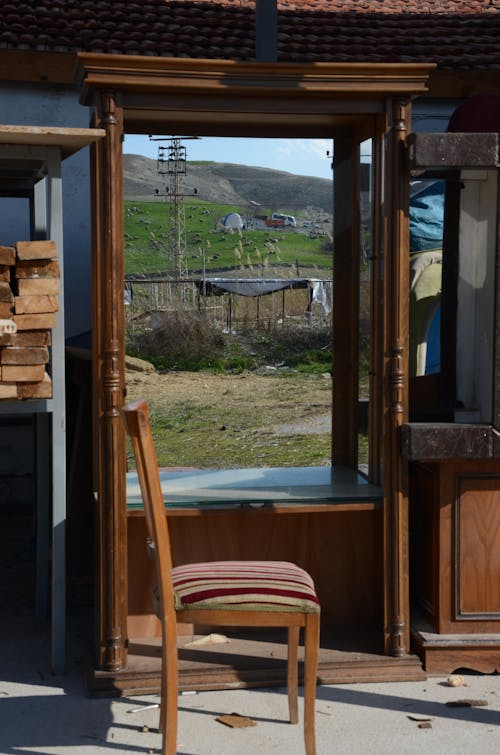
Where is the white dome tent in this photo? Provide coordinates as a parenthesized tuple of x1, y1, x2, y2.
(222, 211, 244, 230)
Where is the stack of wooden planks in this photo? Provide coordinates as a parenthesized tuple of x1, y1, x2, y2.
(0, 240, 59, 400)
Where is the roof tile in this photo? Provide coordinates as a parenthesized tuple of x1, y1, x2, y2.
(0, 0, 498, 70)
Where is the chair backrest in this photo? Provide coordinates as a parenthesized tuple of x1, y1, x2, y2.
(122, 399, 177, 624)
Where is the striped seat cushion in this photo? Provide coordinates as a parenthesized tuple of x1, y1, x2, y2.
(169, 560, 320, 613)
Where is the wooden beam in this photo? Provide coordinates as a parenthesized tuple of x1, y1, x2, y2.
(0, 51, 74, 84)
(0, 125, 104, 160)
(427, 70, 500, 99)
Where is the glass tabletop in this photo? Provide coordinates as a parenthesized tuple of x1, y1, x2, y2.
(126, 465, 382, 509)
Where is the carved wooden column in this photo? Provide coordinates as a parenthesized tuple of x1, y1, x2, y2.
(382, 98, 411, 656)
(91, 90, 127, 671)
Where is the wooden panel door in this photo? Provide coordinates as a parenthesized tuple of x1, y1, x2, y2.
(456, 475, 500, 619)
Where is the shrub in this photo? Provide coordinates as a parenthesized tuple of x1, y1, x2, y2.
(127, 310, 334, 373)
(128, 309, 225, 371)
(244, 321, 332, 366)
(284, 348, 332, 373)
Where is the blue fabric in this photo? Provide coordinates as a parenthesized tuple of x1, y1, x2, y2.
(410, 180, 445, 253)
(425, 303, 441, 375)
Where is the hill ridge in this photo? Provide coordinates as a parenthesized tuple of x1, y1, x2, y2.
(124, 153, 332, 212)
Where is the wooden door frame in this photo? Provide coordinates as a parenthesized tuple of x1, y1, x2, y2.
(76, 54, 433, 672)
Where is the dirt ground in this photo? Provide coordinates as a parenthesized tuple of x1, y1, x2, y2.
(126, 364, 331, 434)
(125, 362, 332, 467)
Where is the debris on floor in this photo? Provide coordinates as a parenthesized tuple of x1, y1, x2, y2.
(407, 715, 433, 722)
(184, 633, 230, 648)
(446, 674, 464, 687)
(128, 702, 160, 714)
(216, 713, 257, 728)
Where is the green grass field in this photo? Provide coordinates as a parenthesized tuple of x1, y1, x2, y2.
(123, 198, 373, 470)
(125, 199, 332, 275)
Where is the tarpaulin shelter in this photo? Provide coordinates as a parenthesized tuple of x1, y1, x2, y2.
(194, 276, 332, 328)
(196, 277, 309, 297)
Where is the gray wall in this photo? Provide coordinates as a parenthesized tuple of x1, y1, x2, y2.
(0, 82, 93, 506)
(0, 82, 93, 339)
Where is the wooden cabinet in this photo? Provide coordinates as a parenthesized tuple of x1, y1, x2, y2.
(127, 506, 385, 639)
(406, 129, 500, 674)
(410, 459, 500, 673)
(80, 465, 423, 694)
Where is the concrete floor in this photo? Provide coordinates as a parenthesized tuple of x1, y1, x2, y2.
(0, 605, 499, 755)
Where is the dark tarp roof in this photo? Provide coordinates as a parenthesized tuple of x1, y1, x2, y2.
(195, 277, 310, 297)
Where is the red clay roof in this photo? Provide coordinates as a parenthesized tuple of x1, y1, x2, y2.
(0, 0, 499, 69)
(196, 1, 496, 10)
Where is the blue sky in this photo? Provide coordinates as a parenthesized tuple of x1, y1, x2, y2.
(123, 135, 335, 180)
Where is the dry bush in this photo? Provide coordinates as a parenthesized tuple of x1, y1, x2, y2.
(242, 320, 332, 365)
(128, 309, 225, 370)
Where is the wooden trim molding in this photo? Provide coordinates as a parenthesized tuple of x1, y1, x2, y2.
(76, 55, 435, 103)
(76, 56, 434, 141)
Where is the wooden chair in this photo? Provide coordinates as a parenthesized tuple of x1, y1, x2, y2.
(122, 399, 321, 755)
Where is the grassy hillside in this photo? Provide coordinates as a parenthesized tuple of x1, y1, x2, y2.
(124, 198, 333, 276)
(123, 154, 333, 211)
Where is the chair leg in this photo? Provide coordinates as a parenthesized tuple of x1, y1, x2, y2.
(161, 622, 179, 755)
(303, 613, 320, 755)
(159, 669, 165, 733)
(287, 625, 299, 724)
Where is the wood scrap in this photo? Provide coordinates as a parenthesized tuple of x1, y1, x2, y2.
(216, 713, 256, 728)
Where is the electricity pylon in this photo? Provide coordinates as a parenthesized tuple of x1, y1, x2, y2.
(156, 138, 188, 278)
